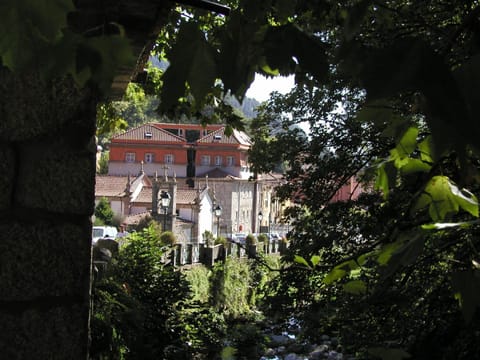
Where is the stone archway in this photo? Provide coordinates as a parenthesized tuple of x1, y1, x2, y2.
(0, 2, 178, 358)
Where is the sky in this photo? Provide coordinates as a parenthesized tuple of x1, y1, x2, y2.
(246, 74, 295, 102)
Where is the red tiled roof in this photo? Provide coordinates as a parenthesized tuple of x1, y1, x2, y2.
(177, 189, 198, 205)
(133, 186, 152, 204)
(111, 123, 185, 143)
(95, 175, 129, 197)
(197, 127, 251, 146)
(198, 168, 238, 179)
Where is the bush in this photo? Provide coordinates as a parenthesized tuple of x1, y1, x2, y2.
(257, 233, 268, 243)
(94, 197, 115, 225)
(160, 231, 177, 246)
(215, 235, 227, 246)
(245, 234, 257, 246)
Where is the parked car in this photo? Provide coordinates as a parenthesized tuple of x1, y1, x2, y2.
(92, 226, 118, 244)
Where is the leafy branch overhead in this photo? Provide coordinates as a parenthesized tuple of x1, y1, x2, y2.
(0, 0, 134, 94)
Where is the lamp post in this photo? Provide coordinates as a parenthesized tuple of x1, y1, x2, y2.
(258, 211, 263, 233)
(214, 205, 222, 238)
(160, 190, 171, 231)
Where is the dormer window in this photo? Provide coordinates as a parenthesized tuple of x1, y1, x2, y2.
(144, 132, 153, 139)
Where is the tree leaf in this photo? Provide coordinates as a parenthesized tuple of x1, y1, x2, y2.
(0, 0, 74, 70)
(343, 0, 371, 41)
(161, 22, 217, 110)
(375, 161, 397, 199)
(413, 176, 478, 221)
(323, 268, 347, 285)
(294, 255, 311, 269)
(343, 280, 366, 295)
(310, 254, 321, 267)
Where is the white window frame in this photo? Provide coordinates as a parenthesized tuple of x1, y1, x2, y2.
(164, 154, 174, 164)
(226, 156, 234, 166)
(145, 153, 154, 163)
(125, 152, 135, 163)
(201, 155, 211, 165)
(215, 155, 222, 166)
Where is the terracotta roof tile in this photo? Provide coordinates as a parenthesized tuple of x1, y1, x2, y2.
(111, 123, 185, 143)
(197, 127, 251, 145)
(95, 175, 129, 197)
(177, 189, 198, 205)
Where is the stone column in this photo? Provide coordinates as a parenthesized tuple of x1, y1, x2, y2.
(0, 69, 97, 359)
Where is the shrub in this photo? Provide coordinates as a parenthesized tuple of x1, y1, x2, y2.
(215, 235, 227, 246)
(202, 230, 214, 247)
(245, 234, 257, 246)
(257, 233, 268, 243)
(94, 197, 114, 225)
(160, 231, 177, 246)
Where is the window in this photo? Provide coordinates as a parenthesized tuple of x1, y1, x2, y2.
(215, 155, 222, 166)
(226, 156, 234, 166)
(145, 153, 154, 163)
(144, 132, 153, 139)
(201, 155, 211, 165)
(164, 154, 174, 164)
(125, 152, 135, 162)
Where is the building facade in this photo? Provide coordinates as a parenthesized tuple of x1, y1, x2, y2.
(105, 122, 283, 236)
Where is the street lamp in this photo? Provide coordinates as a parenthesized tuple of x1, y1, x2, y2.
(258, 211, 263, 233)
(214, 205, 222, 237)
(160, 190, 171, 231)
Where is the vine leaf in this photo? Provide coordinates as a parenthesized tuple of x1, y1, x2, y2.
(413, 176, 479, 221)
(343, 280, 366, 295)
(294, 255, 311, 269)
(0, 0, 74, 70)
(160, 22, 217, 111)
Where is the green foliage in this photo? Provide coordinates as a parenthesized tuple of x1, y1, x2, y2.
(257, 233, 268, 244)
(94, 197, 115, 225)
(245, 233, 257, 246)
(215, 235, 227, 246)
(112, 226, 192, 359)
(184, 265, 211, 303)
(160, 231, 177, 246)
(210, 258, 253, 319)
(97, 151, 109, 175)
(202, 230, 214, 247)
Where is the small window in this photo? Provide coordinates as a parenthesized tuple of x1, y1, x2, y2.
(214, 134, 222, 141)
(145, 153, 154, 163)
(215, 155, 222, 166)
(226, 156, 234, 166)
(164, 154, 174, 164)
(203, 129, 208, 136)
(125, 152, 135, 163)
(144, 132, 153, 139)
(178, 129, 184, 136)
(201, 155, 211, 165)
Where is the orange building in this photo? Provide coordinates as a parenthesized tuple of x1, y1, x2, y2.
(108, 123, 253, 181)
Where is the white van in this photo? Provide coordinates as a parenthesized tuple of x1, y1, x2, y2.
(92, 226, 118, 244)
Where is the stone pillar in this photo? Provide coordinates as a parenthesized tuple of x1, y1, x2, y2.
(0, 69, 96, 359)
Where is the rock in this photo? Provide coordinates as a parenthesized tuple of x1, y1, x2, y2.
(309, 344, 329, 360)
(285, 353, 305, 360)
(269, 334, 292, 346)
(327, 350, 343, 360)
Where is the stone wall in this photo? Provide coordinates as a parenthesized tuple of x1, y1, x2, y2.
(0, 70, 97, 359)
